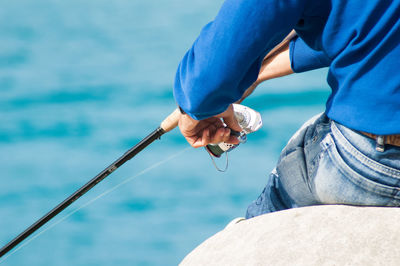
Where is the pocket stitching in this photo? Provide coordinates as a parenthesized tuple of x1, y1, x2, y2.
(332, 122, 400, 178)
(325, 134, 400, 199)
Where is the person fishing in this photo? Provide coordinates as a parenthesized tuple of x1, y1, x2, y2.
(173, 0, 400, 218)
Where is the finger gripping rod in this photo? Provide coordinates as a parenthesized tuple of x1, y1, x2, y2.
(0, 108, 181, 258)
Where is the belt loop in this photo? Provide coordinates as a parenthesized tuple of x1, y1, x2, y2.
(376, 135, 385, 152)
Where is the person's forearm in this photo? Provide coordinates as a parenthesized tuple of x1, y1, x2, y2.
(238, 32, 332, 103)
(237, 33, 295, 103)
(257, 39, 294, 84)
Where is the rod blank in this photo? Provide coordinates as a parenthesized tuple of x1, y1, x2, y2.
(0, 109, 180, 258)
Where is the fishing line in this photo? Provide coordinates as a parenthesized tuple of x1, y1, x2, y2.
(0, 147, 190, 264)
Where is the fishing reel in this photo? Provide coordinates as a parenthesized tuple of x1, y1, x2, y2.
(205, 104, 262, 171)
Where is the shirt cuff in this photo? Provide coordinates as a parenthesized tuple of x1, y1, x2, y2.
(289, 36, 331, 73)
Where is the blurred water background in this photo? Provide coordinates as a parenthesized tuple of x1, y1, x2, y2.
(0, 0, 329, 265)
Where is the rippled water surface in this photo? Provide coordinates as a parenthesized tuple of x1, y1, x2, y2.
(0, 1, 329, 265)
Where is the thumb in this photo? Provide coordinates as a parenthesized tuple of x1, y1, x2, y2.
(219, 105, 242, 132)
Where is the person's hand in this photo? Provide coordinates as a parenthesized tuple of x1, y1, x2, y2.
(178, 104, 242, 148)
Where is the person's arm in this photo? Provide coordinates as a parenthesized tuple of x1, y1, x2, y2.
(177, 32, 333, 148)
(174, 0, 309, 147)
(237, 32, 296, 103)
(174, 0, 309, 120)
(237, 34, 331, 103)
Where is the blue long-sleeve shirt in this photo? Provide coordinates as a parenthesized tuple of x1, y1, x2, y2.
(174, 0, 400, 135)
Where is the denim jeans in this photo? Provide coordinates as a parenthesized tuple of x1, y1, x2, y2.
(246, 113, 400, 219)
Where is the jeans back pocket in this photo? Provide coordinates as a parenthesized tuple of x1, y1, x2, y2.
(312, 132, 400, 206)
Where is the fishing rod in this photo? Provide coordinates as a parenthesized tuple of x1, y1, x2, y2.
(0, 108, 181, 258)
(0, 29, 293, 258)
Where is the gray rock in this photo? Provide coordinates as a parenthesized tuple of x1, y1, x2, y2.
(180, 205, 400, 266)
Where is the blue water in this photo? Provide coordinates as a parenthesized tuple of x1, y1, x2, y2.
(0, 1, 329, 265)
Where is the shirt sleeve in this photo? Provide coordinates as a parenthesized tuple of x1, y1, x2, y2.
(173, 0, 308, 120)
(289, 36, 331, 73)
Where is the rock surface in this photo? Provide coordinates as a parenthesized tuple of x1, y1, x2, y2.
(180, 205, 400, 266)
